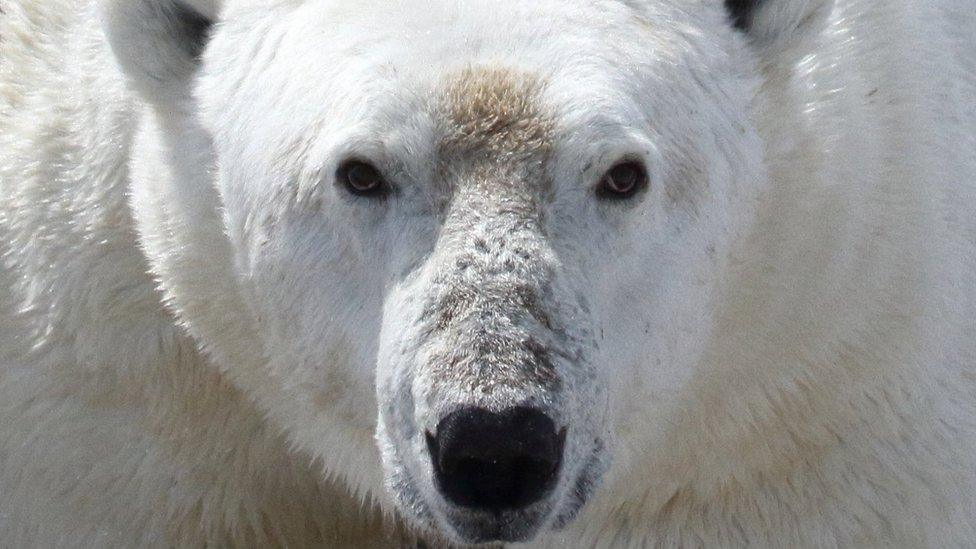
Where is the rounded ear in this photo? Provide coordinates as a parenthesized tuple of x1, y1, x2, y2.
(101, 0, 220, 101)
(725, 0, 834, 58)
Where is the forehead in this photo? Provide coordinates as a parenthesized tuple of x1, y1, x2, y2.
(210, 0, 720, 104)
(282, 0, 644, 71)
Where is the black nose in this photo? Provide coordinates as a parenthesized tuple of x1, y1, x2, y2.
(426, 406, 565, 512)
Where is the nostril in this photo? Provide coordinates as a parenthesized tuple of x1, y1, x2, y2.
(427, 406, 565, 512)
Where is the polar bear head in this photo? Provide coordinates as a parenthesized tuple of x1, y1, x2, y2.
(104, 0, 831, 543)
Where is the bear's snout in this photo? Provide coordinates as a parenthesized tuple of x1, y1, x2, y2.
(426, 406, 565, 512)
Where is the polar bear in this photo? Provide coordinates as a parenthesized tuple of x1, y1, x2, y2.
(1, 0, 974, 546)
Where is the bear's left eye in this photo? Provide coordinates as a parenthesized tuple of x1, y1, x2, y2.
(596, 161, 648, 200)
(337, 160, 389, 198)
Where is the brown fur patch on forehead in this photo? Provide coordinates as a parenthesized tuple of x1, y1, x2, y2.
(438, 66, 554, 167)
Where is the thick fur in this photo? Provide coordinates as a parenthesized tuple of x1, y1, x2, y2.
(1, 0, 974, 547)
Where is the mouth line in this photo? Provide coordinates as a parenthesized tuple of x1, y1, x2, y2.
(428, 485, 555, 544)
(442, 511, 547, 545)
(550, 439, 606, 530)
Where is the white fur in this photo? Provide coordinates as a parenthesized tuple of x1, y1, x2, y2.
(1, 0, 974, 546)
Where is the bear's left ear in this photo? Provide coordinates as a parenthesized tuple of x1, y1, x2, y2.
(101, 0, 221, 102)
(725, 0, 834, 57)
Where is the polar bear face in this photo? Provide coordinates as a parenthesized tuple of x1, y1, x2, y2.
(111, 0, 787, 543)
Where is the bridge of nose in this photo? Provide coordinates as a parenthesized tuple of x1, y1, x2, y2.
(429, 65, 559, 315)
(418, 205, 560, 398)
(414, 65, 562, 410)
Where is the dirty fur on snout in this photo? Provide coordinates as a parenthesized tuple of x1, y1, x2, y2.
(439, 66, 554, 170)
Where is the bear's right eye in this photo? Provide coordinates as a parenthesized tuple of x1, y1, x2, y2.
(337, 160, 389, 198)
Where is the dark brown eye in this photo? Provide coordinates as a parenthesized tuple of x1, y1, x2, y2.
(337, 160, 387, 197)
(597, 161, 648, 199)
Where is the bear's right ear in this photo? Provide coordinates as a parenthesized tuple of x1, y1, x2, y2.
(725, 0, 833, 58)
(102, 0, 220, 102)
